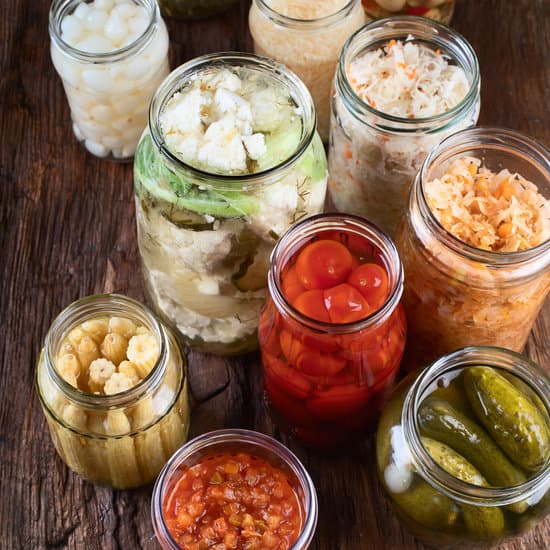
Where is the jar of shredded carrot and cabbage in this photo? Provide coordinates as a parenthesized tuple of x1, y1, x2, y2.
(36, 294, 190, 489)
(328, 16, 480, 237)
(395, 127, 550, 371)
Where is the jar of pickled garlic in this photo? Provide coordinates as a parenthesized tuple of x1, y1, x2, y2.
(362, 0, 455, 24)
(49, 0, 169, 160)
(249, 0, 366, 142)
(158, 0, 238, 19)
(258, 213, 406, 449)
(134, 53, 328, 355)
(35, 294, 190, 489)
(327, 16, 480, 237)
(151, 429, 318, 549)
(395, 127, 550, 370)
(377, 346, 550, 547)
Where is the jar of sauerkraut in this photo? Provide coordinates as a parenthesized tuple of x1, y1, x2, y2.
(158, 0, 238, 19)
(49, 0, 170, 160)
(249, 0, 366, 143)
(396, 128, 550, 370)
(328, 16, 480, 237)
(36, 294, 190, 489)
(362, 0, 455, 24)
(134, 53, 328, 355)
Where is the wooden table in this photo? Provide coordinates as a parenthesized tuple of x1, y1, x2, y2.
(1, 0, 549, 548)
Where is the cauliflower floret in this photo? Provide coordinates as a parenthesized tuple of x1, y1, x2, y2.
(242, 133, 266, 160)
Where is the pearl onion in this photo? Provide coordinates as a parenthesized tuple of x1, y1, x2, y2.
(113, 2, 137, 20)
(85, 8, 109, 32)
(61, 15, 84, 43)
(104, 12, 128, 44)
(75, 34, 113, 53)
(73, 2, 92, 20)
(85, 139, 109, 157)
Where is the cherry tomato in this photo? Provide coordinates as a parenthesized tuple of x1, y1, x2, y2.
(281, 265, 305, 303)
(306, 384, 371, 421)
(295, 240, 353, 290)
(323, 283, 372, 323)
(261, 353, 312, 400)
(293, 289, 330, 323)
(299, 331, 340, 354)
(297, 351, 347, 381)
(347, 263, 389, 310)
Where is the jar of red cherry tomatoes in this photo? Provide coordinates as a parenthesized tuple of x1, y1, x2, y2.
(259, 213, 406, 449)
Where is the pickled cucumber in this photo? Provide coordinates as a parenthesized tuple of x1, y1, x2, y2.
(419, 397, 527, 513)
(422, 437, 506, 539)
(464, 366, 550, 472)
(391, 477, 460, 531)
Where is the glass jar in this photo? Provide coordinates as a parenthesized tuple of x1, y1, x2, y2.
(376, 346, 550, 547)
(362, 0, 455, 24)
(49, 0, 170, 160)
(259, 214, 406, 449)
(158, 0, 238, 19)
(134, 52, 328, 355)
(249, 0, 366, 143)
(36, 294, 190, 489)
(396, 127, 550, 370)
(327, 16, 480, 237)
(151, 429, 318, 549)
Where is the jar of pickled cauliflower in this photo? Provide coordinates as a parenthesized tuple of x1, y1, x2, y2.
(328, 16, 480, 237)
(259, 213, 406, 449)
(152, 429, 318, 549)
(158, 0, 238, 19)
(134, 52, 328, 355)
(36, 294, 190, 489)
(362, 0, 455, 24)
(49, 0, 170, 160)
(396, 127, 550, 370)
(377, 346, 550, 547)
(249, 0, 366, 142)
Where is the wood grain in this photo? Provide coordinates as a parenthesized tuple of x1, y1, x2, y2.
(0, 0, 548, 549)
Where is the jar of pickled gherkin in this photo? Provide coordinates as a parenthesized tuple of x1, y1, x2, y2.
(259, 213, 406, 449)
(158, 0, 238, 19)
(362, 0, 455, 24)
(134, 52, 328, 355)
(36, 294, 190, 489)
(376, 346, 550, 547)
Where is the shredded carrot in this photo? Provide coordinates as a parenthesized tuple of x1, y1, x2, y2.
(387, 39, 397, 51)
(345, 149, 353, 159)
(435, 48, 441, 56)
(397, 62, 407, 69)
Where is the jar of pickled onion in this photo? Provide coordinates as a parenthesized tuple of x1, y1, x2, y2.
(259, 214, 407, 449)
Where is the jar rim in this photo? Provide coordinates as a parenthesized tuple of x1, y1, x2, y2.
(253, 0, 360, 30)
(415, 126, 550, 266)
(42, 293, 169, 409)
(147, 51, 317, 190)
(267, 213, 404, 333)
(336, 16, 480, 132)
(49, 0, 160, 63)
(402, 346, 550, 506)
(151, 429, 318, 549)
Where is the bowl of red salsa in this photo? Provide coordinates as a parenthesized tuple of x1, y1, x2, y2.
(151, 429, 318, 549)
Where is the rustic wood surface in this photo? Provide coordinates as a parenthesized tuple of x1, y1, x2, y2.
(1, 0, 549, 548)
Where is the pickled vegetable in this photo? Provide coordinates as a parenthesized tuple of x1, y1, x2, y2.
(464, 366, 550, 472)
(362, 0, 455, 24)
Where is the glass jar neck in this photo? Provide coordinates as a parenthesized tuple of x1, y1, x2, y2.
(410, 126, 550, 272)
(335, 15, 480, 133)
(49, 0, 160, 63)
(253, 0, 360, 30)
(268, 213, 404, 333)
(148, 52, 316, 193)
(43, 294, 168, 409)
(402, 346, 550, 507)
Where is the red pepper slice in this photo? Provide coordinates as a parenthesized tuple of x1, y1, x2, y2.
(297, 350, 348, 382)
(261, 353, 312, 400)
(279, 329, 304, 365)
(406, 5, 429, 16)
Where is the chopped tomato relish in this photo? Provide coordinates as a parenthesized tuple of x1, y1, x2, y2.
(163, 452, 303, 549)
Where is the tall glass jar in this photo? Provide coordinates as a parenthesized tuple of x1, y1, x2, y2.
(36, 294, 190, 489)
(362, 0, 455, 24)
(49, 0, 170, 160)
(134, 53, 328, 355)
(249, 0, 366, 142)
(396, 127, 550, 370)
(327, 16, 480, 237)
(259, 214, 406, 449)
(151, 429, 318, 549)
(158, 0, 238, 19)
(376, 346, 550, 547)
